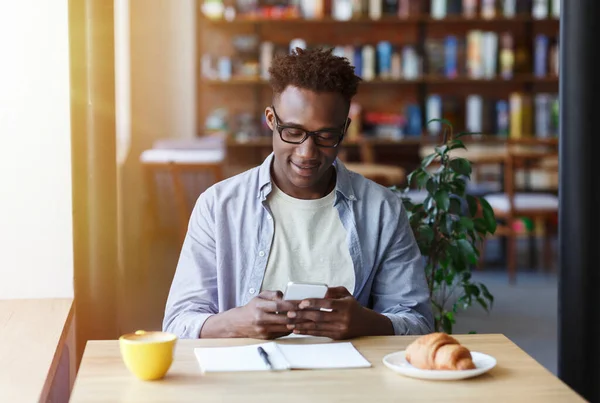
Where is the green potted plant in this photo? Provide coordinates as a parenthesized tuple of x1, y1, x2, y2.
(392, 120, 496, 334)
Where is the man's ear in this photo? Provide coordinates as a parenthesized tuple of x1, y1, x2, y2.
(265, 107, 275, 131)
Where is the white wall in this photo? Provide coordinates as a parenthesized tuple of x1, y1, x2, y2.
(0, 1, 73, 298)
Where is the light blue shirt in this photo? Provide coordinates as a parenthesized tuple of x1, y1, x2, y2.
(163, 153, 434, 338)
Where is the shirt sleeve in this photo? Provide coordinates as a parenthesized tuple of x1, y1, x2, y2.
(371, 202, 434, 335)
(162, 189, 218, 338)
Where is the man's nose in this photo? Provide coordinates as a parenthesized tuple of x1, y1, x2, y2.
(295, 135, 318, 158)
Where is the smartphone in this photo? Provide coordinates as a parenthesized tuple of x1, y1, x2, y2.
(283, 281, 328, 301)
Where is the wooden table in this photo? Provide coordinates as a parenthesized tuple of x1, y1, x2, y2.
(70, 334, 583, 402)
(0, 298, 74, 402)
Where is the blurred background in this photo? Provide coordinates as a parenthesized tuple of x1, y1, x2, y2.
(126, 0, 560, 373)
(0, 0, 561, 377)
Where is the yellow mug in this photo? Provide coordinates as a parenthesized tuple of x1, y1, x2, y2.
(119, 330, 177, 381)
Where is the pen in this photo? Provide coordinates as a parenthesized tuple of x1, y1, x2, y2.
(257, 346, 273, 370)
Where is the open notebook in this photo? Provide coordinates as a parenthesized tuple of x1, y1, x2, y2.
(194, 342, 372, 372)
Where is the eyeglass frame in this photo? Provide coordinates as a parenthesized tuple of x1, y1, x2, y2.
(270, 105, 349, 148)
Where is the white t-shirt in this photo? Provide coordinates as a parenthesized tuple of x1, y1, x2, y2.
(260, 182, 355, 294)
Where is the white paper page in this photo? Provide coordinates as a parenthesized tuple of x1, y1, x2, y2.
(278, 342, 372, 369)
(194, 342, 291, 372)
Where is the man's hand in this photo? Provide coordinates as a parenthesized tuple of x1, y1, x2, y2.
(285, 286, 394, 339)
(200, 290, 299, 339)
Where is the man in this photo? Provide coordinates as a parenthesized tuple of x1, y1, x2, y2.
(163, 47, 433, 339)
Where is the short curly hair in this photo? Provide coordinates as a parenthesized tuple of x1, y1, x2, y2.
(268, 47, 361, 104)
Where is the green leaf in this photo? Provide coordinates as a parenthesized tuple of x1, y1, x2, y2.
(415, 170, 430, 188)
(457, 239, 478, 265)
(468, 330, 477, 334)
(434, 190, 450, 211)
(449, 139, 467, 151)
(434, 268, 444, 284)
(441, 314, 453, 334)
(448, 243, 467, 272)
(439, 215, 452, 236)
(449, 158, 472, 177)
(422, 152, 438, 168)
(474, 218, 488, 234)
(462, 271, 472, 282)
(427, 117, 453, 128)
(417, 225, 434, 243)
(480, 283, 494, 307)
(426, 177, 437, 194)
(452, 178, 467, 196)
(445, 270, 456, 286)
(459, 217, 474, 231)
(479, 197, 497, 233)
(449, 198, 462, 214)
(435, 145, 448, 155)
(476, 297, 489, 311)
(401, 198, 415, 211)
(465, 284, 481, 297)
(425, 196, 435, 212)
(467, 194, 479, 217)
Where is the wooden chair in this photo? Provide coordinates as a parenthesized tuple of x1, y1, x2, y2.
(141, 149, 224, 246)
(480, 148, 559, 284)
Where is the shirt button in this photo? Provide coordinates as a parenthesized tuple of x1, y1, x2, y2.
(249, 288, 256, 295)
(259, 251, 265, 257)
(267, 215, 272, 220)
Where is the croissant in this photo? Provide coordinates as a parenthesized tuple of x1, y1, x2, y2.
(405, 332, 475, 371)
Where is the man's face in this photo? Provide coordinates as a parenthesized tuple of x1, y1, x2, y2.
(265, 86, 349, 196)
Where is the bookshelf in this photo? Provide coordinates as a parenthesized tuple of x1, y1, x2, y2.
(196, 0, 560, 171)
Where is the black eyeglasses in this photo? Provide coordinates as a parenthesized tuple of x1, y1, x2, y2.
(271, 105, 347, 148)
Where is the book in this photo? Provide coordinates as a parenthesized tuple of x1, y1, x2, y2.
(332, 0, 353, 20)
(551, 0, 560, 18)
(362, 45, 376, 81)
(499, 33, 515, 79)
(194, 342, 372, 372)
(503, 0, 516, 17)
(481, 0, 496, 19)
(534, 34, 549, 77)
(260, 42, 274, 80)
(482, 32, 498, 78)
(405, 103, 422, 136)
(426, 38, 445, 76)
(391, 51, 402, 79)
(426, 95, 443, 135)
(535, 94, 551, 138)
(496, 100, 510, 136)
(369, 0, 382, 19)
(466, 95, 483, 133)
(377, 41, 393, 79)
(532, 0, 548, 19)
(467, 30, 483, 79)
(431, 0, 447, 19)
(463, 0, 477, 18)
(354, 46, 363, 77)
(445, 36, 459, 78)
(510, 93, 523, 138)
(402, 46, 420, 79)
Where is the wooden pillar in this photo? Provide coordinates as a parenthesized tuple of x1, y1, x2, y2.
(69, 0, 120, 364)
(559, 0, 600, 401)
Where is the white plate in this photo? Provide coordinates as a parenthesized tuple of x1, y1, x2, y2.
(382, 351, 497, 380)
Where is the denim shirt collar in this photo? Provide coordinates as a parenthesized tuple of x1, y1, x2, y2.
(257, 152, 356, 202)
